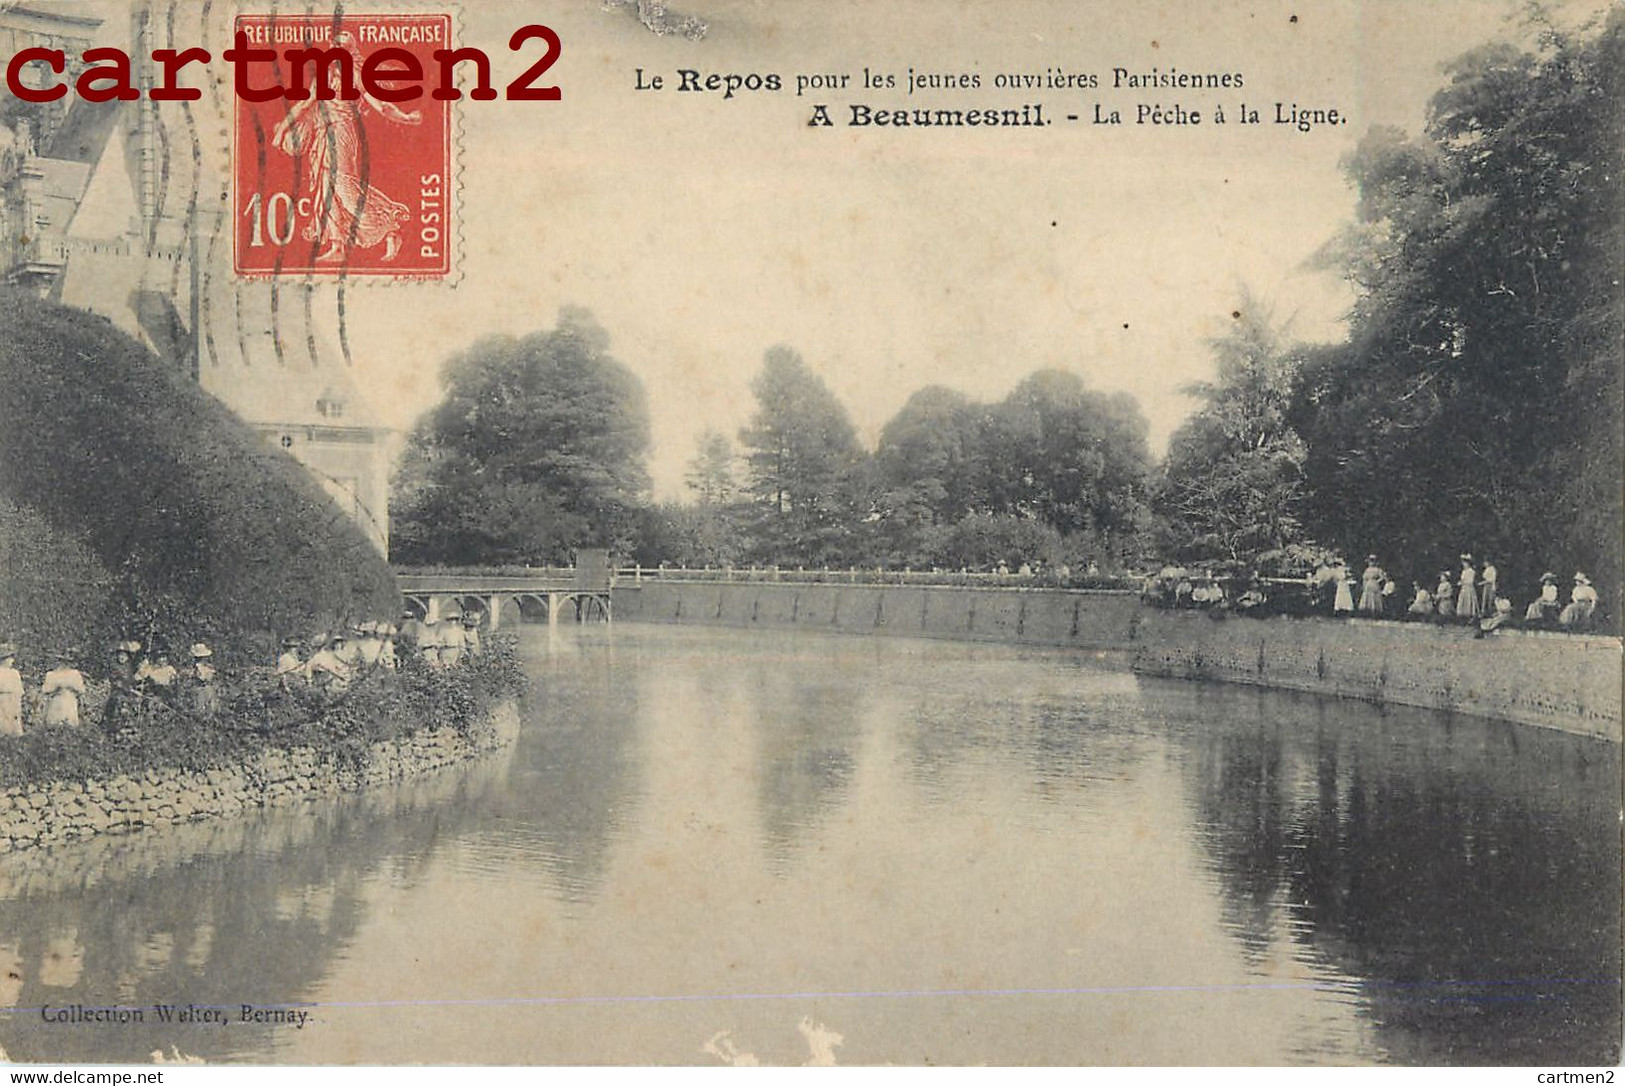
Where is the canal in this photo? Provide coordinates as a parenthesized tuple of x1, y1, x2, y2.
(0, 625, 1616, 1065)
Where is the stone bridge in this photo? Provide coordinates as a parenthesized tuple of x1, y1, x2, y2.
(393, 569, 612, 630)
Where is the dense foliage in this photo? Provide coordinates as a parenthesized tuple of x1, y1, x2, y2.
(627, 353, 1155, 573)
(0, 290, 399, 668)
(390, 308, 652, 565)
(1155, 302, 1311, 563)
(1291, 11, 1622, 605)
(735, 346, 867, 566)
(0, 636, 526, 789)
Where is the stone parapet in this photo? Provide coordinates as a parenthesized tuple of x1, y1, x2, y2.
(613, 581, 1143, 649)
(0, 701, 520, 855)
(1131, 612, 1620, 741)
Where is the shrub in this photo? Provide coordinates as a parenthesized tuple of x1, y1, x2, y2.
(0, 289, 399, 666)
(0, 635, 528, 790)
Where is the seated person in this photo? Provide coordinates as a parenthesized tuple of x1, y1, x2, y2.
(1476, 597, 1513, 638)
(1524, 572, 1561, 626)
(1558, 573, 1597, 631)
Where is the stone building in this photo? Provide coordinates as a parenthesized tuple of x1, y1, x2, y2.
(0, 1, 393, 553)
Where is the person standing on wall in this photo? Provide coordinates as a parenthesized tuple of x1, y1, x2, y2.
(1435, 572, 1455, 620)
(0, 644, 22, 736)
(41, 652, 86, 727)
(1358, 556, 1385, 615)
(1479, 559, 1498, 615)
(184, 644, 220, 716)
(1333, 564, 1355, 614)
(1455, 554, 1480, 621)
(275, 636, 307, 692)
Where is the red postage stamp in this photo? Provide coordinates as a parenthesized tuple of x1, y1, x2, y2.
(232, 12, 453, 278)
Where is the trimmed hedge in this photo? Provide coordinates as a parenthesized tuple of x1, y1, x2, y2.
(0, 290, 398, 665)
(0, 496, 120, 671)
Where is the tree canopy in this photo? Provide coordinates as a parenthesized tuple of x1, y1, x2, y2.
(1291, 9, 1622, 599)
(390, 308, 651, 565)
(736, 346, 864, 566)
(1157, 301, 1310, 563)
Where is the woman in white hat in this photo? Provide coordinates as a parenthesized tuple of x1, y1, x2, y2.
(0, 644, 23, 736)
(184, 644, 220, 715)
(1524, 572, 1560, 625)
(1434, 572, 1455, 620)
(1559, 573, 1597, 630)
(1358, 556, 1385, 614)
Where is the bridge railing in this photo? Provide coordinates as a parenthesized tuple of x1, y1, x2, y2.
(612, 566, 1142, 591)
(393, 565, 1142, 592)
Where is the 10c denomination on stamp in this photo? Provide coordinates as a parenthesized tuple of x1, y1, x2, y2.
(233, 12, 453, 278)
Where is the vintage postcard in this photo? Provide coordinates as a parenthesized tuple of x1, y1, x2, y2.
(0, 0, 1618, 1071)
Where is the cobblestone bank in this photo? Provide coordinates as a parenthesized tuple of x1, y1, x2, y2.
(0, 701, 520, 854)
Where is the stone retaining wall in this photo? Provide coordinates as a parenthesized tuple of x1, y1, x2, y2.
(1132, 611, 1621, 741)
(613, 581, 1143, 649)
(613, 582, 1621, 740)
(0, 701, 520, 854)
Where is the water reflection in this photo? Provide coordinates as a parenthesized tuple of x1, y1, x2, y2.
(0, 749, 515, 1063)
(0, 625, 1614, 1065)
(1168, 687, 1621, 1064)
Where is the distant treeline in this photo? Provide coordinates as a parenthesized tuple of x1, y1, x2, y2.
(390, 12, 1622, 623)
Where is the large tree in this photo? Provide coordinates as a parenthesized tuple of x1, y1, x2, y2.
(1157, 301, 1311, 564)
(993, 370, 1151, 545)
(390, 308, 651, 565)
(736, 346, 864, 566)
(684, 428, 738, 507)
(1293, 10, 1623, 603)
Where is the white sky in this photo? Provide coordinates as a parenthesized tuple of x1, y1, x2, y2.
(314, 0, 1606, 499)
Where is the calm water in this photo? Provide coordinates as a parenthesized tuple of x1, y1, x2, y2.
(0, 624, 1617, 1065)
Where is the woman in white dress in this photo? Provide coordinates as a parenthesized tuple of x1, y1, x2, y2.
(1358, 557, 1385, 614)
(1333, 565, 1355, 614)
(1455, 554, 1480, 619)
(41, 654, 86, 727)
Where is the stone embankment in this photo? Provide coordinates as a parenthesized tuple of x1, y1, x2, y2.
(0, 701, 520, 854)
(1131, 611, 1620, 742)
(612, 581, 1621, 741)
(614, 580, 1143, 648)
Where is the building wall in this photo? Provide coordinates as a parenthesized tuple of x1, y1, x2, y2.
(252, 424, 391, 555)
(0, 4, 394, 556)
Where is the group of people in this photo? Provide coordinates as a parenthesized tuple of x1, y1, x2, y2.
(1147, 553, 1604, 634)
(273, 610, 485, 697)
(0, 638, 219, 735)
(1335, 552, 1601, 632)
(0, 607, 490, 738)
